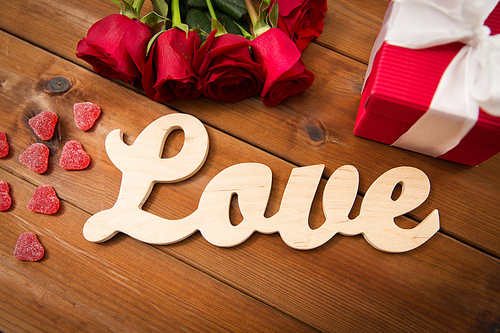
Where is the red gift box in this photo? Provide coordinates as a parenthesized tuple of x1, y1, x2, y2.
(354, 1, 500, 166)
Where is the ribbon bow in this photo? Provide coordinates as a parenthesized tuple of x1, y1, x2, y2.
(386, 0, 500, 116)
(365, 0, 500, 157)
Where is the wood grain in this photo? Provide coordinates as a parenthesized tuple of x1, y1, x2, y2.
(1, 0, 500, 332)
(316, 0, 386, 63)
(0, 169, 318, 333)
(0, 28, 499, 332)
(2, 0, 498, 257)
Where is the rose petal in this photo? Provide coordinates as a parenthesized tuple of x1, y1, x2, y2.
(252, 29, 314, 106)
(142, 28, 201, 102)
(194, 32, 264, 103)
(76, 14, 151, 83)
(270, 0, 327, 52)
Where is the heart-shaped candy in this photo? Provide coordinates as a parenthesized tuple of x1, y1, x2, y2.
(28, 185, 60, 214)
(19, 143, 49, 174)
(59, 141, 90, 170)
(29, 110, 58, 141)
(73, 102, 101, 131)
(13, 232, 45, 261)
(0, 180, 12, 211)
(0, 131, 9, 158)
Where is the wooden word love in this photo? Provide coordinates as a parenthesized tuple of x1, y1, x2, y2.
(83, 113, 440, 253)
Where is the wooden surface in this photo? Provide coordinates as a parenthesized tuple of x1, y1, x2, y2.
(0, 0, 499, 332)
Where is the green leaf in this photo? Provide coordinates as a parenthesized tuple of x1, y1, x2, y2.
(269, 2, 279, 28)
(121, 0, 139, 19)
(253, 6, 270, 37)
(190, 26, 210, 41)
(213, 0, 247, 19)
(186, 7, 250, 37)
(186, 0, 246, 20)
(173, 23, 191, 36)
(234, 22, 253, 39)
(211, 19, 227, 36)
(140, 11, 168, 25)
(216, 10, 250, 36)
(186, 8, 212, 35)
(186, 0, 207, 7)
(109, 0, 121, 6)
(146, 31, 163, 56)
(151, 0, 169, 17)
(132, 0, 146, 13)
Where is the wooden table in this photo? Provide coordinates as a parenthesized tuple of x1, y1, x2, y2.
(1, 0, 499, 332)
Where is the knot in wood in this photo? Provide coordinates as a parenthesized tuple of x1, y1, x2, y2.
(47, 77, 70, 93)
(307, 125, 325, 143)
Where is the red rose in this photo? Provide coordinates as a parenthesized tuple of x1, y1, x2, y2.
(76, 14, 151, 84)
(193, 31, 264, 103)
(271, 0, 327, 52)
(142, 28, 202, 103)
(251, 28, 314, 107)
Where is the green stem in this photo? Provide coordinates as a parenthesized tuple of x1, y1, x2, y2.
(244, 0, 258, 26)
(133, 0, 145, 15)
(172, 0, 182, 27)
(205, 0, 217, 21)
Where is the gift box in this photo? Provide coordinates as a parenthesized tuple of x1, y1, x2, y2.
(354, 0, 500, 166)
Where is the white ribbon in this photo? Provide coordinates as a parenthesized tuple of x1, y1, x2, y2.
(364, 0, 500, 157)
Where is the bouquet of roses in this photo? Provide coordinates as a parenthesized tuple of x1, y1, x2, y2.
(76, 0, 327, 106)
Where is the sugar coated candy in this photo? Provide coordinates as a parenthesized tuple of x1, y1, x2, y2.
(19, 143, 49, 174)
(59, 140, 90, 170)
(73, 102, 101, 131)
(13, 232, 45, 261)
(29, 110, 58, 140)
(0, 131, 9, 158)
(28, 185, 60, 214)
(0, 180, 12, 211)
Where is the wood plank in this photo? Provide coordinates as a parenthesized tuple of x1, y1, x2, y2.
(2, 0, 499, 257)
(316, 0, 386, 63)
(0, 171, 318, 333)
(169, 48, 500, 257)
(0, 29, 499, 332)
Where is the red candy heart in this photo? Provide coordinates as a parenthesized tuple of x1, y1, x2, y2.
(19, 143, 49, 174)
(28, 110, 58, 141)
(13, 232, 45, 261)
(0, 131, 9, 158)
(0, 180, 12, 211)
(59, 140, 90, 170)
(73, 102, 101, 131)
(28, 185, 60, 214)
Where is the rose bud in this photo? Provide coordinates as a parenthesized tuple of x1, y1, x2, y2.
(76, 14, 152, 84)
(271, 0, 327, 52)
(193, 31, 264, 103)
(252, 28, 314, 107)
(142, 28, 202, 103)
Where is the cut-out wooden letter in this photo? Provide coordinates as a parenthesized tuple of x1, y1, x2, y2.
(83, 113, 440, 253)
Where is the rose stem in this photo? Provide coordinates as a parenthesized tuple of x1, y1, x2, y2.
(133, 0, 145, 15)
(172, 0, 182, 27)
(205, 0, 218, 21)
(244, 0, 259, 26)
